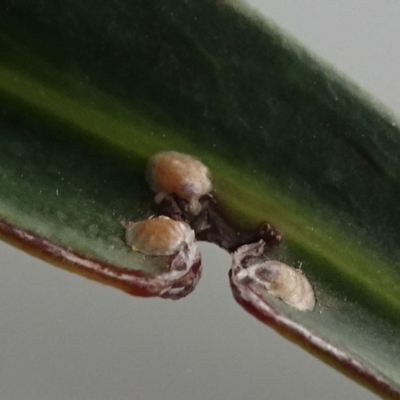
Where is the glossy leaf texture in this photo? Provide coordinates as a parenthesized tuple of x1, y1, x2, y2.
(1, 1, 400, 398)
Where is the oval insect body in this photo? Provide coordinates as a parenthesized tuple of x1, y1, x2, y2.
(147, 151, 212, 213)
(252, 260, 315, 311)
(231, 241, 315, 311)
(124, 216, 195, 256)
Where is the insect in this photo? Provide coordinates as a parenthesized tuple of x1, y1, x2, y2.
(123, 151, 315, 310)
(146, 151, 212, 215)
(124, 216, 195, 256)
(231, 241, 315, 311)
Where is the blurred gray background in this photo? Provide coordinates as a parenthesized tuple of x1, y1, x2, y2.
(2, 1, 399, 399)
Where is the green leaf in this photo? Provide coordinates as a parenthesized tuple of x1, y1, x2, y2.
(1, 1, 400, 397)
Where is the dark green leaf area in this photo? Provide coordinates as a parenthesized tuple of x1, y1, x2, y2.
(0, 108, 152, 265)
(3, 0, 400, 262)
(2, 0, 400, 317)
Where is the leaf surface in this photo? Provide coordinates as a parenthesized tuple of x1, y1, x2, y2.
(1, 1, 400, 397)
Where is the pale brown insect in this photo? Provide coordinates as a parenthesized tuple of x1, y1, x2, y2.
(248, 260, 315, 311)
(124, 216, 195, 256)
(232, 241, 315, 311)
(147, 151, 212, 214)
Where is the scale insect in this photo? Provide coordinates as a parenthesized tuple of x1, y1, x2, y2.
(249, 259, 315, 311)
(123, 151, 315, 310)
(231, 241, 315, 311)
(124, 216, 195, 256)
(146, 151, 212, 215)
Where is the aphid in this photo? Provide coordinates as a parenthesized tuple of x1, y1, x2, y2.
(146, 151, 212, 214)
(124, 216, 195, 256)
(232, 241, 315, 311)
